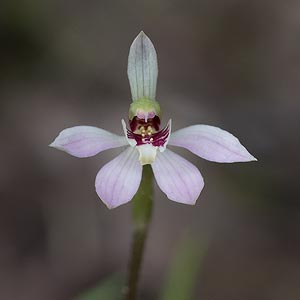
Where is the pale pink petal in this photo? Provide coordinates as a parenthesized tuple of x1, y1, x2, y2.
(151, 149, 204, 205)
(95, 147, 142, 209)
(50, 126, 127, 158)
(169, 125, 257, 163)
(128, 31, 158, 101)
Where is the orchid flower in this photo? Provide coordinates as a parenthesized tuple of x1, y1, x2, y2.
(50, 31, 256, 209)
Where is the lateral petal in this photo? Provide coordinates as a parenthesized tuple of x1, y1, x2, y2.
(151, 149, 204, 205)
(169, 125, 257, 163)
(95, 147, 142, 209)
(50, 126, 127, 158)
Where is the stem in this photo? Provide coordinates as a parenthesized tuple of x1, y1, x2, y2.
(124, 228, 147, 300)
(123, 165, 154, 300)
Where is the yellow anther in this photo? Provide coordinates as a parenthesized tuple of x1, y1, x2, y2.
(147, 132, 152, 136)
(142, 133, 145, 137)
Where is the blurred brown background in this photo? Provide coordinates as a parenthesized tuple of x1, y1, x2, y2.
(1, 0, 299, 299)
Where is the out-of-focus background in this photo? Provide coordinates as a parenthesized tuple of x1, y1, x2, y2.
(1, 0, 299, 299)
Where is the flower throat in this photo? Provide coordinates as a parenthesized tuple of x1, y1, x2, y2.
(127, 116, 170, 147)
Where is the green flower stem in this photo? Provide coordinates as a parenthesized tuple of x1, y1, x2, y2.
(123, 165, 154, 300)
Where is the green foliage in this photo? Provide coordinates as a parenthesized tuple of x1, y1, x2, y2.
(77, 274, 123, 300)
(161, 237, 208, 300)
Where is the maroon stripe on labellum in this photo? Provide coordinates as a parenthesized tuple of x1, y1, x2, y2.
(127, 118, 170, 147)
(129, 116, 160, 132)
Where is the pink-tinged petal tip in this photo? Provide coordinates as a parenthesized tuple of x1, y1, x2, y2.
(95, 147, 142, 209)
(169, 125, 257, 163)
(152, 149, 204, 205)
(50, 126, 127, 158)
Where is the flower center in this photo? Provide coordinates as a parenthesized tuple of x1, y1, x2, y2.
(127, 116, 170, 147)
(130, 116, 160, 132)
(140, 125, 154, 143)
